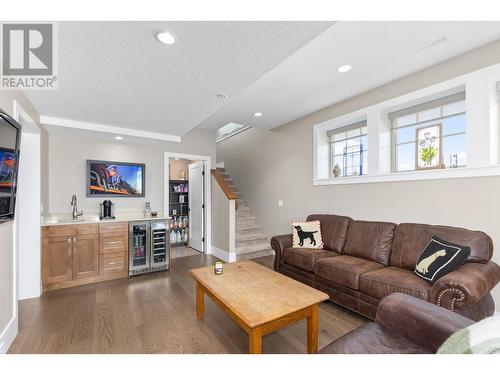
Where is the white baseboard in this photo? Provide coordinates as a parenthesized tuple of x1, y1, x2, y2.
(209, 246, 236, 263)
(0, 316, 18, 354)
(215, 162, 225, 169)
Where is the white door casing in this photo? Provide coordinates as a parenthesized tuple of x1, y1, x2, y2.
(188, 161, 204, 252)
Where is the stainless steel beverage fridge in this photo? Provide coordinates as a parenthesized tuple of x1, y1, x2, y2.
(129, 219, 170, 275)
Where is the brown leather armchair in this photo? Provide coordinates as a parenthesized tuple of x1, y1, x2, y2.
(319, 293, 474, 354)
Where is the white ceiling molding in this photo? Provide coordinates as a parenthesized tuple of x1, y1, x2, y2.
(40, 115, 182, 142)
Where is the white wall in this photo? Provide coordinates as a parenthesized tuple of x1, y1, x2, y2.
(211, 175, 236, 262)
(47, 128, 216, 215)
(17, 132, 41, 300)
(0, 90, 42, 353)
(217, 39, 500, 310)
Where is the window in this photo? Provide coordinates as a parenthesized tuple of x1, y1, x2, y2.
(216, 122, 249, 142)
(328, 121, 367, 177)
(390, 92, 466, 172)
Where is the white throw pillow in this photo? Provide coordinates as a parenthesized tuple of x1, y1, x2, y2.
(292, 220, 324, 249)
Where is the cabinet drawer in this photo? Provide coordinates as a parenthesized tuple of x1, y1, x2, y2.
(99, 233, 128, 254)
(43, 224, 98, 237)
(99, 221, 128, 234)
(99, 252, 127, 275)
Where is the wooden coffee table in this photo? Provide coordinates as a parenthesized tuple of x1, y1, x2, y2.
(189, 260, 329, 354)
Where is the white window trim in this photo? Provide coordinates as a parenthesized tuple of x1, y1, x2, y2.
(313, 62, 500, 186)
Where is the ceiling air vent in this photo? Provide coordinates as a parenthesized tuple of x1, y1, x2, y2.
(415, 36, 448, 54)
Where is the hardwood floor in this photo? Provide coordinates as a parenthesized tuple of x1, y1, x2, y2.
(8, 254, 367, 354)
(171, 245, 201, 259)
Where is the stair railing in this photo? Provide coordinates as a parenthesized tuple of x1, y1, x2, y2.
(211, 169, 239, 209)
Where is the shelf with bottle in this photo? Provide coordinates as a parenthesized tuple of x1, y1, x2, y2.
(170, 227, 189, 246)
(169, 216, 189, 230)
(170, 180, 189, 193)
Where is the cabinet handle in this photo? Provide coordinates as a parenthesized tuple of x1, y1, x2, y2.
(107, 241, 122, 245)
(105, 226, 121, 229)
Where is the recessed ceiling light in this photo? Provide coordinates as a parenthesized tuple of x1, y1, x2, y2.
(254, 112, 263, 117)
(114, 136, 123, 140)
(337, 65, 352, 73)
(156, 31, 176, 45)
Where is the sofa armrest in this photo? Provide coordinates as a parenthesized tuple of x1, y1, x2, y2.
(430, 262, 500, 312)
(270, 234, 292, 271)
(376, 293, 474, 353)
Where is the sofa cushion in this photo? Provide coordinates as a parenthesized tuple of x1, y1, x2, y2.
(343, 220, 397, 266)
(390, 223, 493, 271)
(283, 247, 338, 272)
(359, 267, 431, 301)
(292, 220, 323, 249)
(306, 214, 352, 253)
(414, 236, 471, 284)
(314, 255, 384, 290)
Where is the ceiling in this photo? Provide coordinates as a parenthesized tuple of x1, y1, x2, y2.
(28, 21, 500, 140)
(26, 21, 332, 138)
(199, 21, 500, 131)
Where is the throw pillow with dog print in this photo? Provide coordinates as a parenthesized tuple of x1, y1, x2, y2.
(414, 236, 471, 284)
(292, 220, 324, 249)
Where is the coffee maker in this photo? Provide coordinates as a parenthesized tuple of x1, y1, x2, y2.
(99, 200, 115, 220)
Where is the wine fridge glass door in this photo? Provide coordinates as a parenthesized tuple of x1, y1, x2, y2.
(129, 222, 150, 272)
(151, 221, 169, 267)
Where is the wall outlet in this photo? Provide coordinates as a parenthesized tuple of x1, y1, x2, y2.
(278, 200, 283, 207)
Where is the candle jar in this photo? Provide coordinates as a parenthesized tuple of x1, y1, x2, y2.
(214, 261, 223, 275)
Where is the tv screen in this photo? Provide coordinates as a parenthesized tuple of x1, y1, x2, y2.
(0, 112, 21, 223)
(87, 160, 145, 197)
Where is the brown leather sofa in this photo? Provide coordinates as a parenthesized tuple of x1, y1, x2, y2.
(319, 293, 474, 354)
(271, 214, 500, 321)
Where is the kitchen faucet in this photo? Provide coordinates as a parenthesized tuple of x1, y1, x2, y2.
(71, 194, 83, 220)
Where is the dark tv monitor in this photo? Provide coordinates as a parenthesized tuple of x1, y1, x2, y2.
(0, 112, 21, 223)
(86, 160, 145, 197)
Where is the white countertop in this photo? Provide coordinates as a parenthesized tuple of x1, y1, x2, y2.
(41, 213, 171, 226)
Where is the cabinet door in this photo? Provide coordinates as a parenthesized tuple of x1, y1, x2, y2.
(73, 234, 99, 279)
(42, 236, 73, 285)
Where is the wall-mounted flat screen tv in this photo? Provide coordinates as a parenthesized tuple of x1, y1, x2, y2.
(0, 112, 21, 223)
(86, 160, 145, 197)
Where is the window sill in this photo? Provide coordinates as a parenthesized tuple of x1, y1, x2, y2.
(313, 165, 500, 185)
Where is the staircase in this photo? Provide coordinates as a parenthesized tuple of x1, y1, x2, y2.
(217, 167, 274, 260)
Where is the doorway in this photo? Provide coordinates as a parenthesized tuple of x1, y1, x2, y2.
(164, 153, 211, 258)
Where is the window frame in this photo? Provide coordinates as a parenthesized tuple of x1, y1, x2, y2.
(328, 121, 368, 178)
(390, 95, 466, 173)
(313, 63, 500, 186)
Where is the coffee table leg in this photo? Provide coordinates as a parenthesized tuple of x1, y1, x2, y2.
(196, 281, 205, 319)
(307, 304, 318, 353)
(249, 327, 262, 354)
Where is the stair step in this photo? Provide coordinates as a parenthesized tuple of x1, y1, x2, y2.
(235, 241, 272, 255)
(236, 249, 274, 261)
(236, 212, 252, 220)
(236, 215, 256, 224)
(236, 234, 268, 246)
(236, 222, 262, 231)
